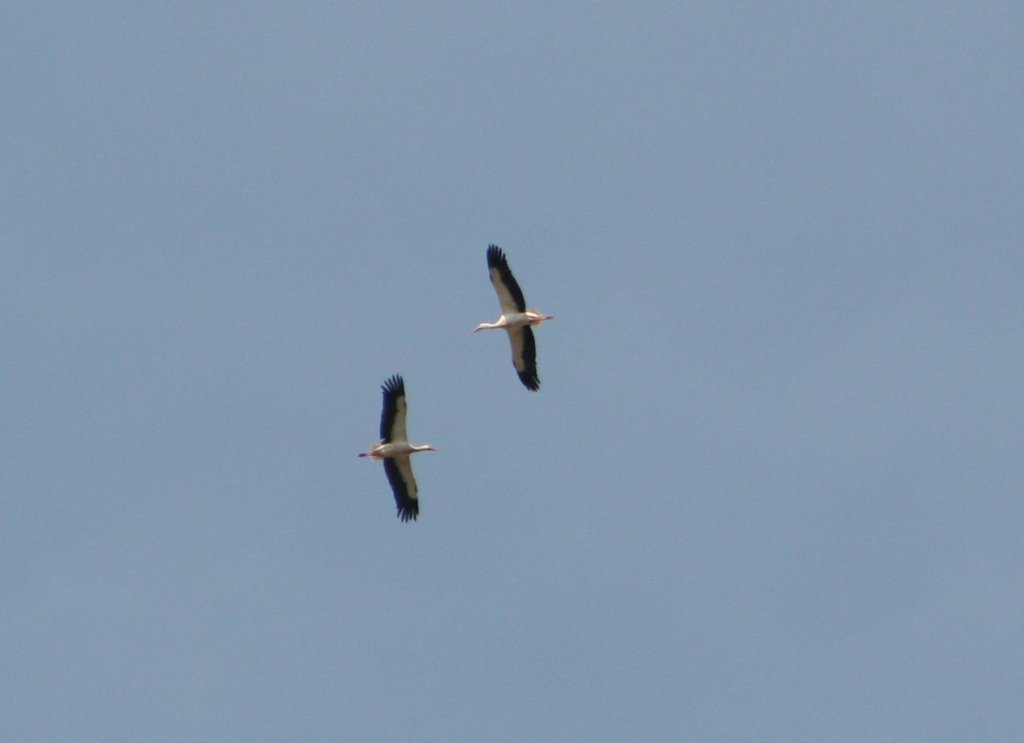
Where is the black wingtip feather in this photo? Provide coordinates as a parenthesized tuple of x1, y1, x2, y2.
(518, 371, 541, 391)
(397, 501, 419, 522)
(382, 374, 404, 397)
(486, 244, 506, 268)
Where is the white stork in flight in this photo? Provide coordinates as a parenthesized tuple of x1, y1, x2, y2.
(473, 245, 554, 391)
(358, 375, 436, 522)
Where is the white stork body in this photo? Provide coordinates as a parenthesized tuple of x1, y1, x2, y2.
(358, 375, 435, 522)
(473, 245, 553, 391)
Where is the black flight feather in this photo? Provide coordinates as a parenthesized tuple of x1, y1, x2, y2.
(379, 374, 404, 442)
(487, 245, 527, 312)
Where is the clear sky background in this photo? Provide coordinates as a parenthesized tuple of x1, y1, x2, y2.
(3, 3, 1023, 741)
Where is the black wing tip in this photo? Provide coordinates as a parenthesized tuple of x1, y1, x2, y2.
(397, 501, 419, 522)
(487, 244, 507, 267)
(382, 374, 405, 396)
(518, 371, 541, 391)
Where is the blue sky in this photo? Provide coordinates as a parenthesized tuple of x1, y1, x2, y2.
(3, 3, 1023, 741)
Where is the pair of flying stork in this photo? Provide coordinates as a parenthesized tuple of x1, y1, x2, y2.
(358, 245, 554, 522)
